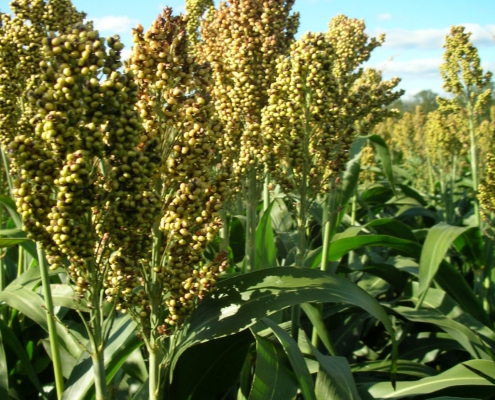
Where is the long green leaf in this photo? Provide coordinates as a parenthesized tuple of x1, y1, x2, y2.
(173, 267, 397, 382)
(249, 335, 298, 400)
(352, 360, 437, 378)
(0, 328, 8, 393)
(361, 360, 495, 399)
(310, 342, 361, 400)
(0, 319, 46, 396)
(369, 135, 396, 195)
(256, 200, 277, 269)
(301, 303, 337, 356)
(170, 329, 253, 400)
(62, 314, 141, 400)
(418, 223, 477, 295)
(0, 285, 82, 359)
(0, 194, 22, 228)
(5, 267, 65, 292)
(262, 318, 316, 400)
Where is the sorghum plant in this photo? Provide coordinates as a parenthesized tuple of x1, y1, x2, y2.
(0, 1, 160, 398)
(437, 25, 492, 226)
(127, 9, 229, 398)
(261, 16, 403, 339)
(196, 0, 300, 271)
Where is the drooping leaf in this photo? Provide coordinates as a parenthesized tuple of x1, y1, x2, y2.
(5, 267, 65, 292)
(369, 135, 396, 195)
(249, 335, 298, 400)
(0, 319, 45, 395)
(360, 360, 495, 399)
(0, 328, 8, 393)
(309, 341, 361, 400)
(418, 222, 478, 296)
(301, 303, 336, 356)
(62, 314, 141, 400)
(351, 360, 437, 378)
(173, 267, 397, 382)
(262, 318, 316, 400)
(170, 329, 253, 400)
(256, 200, 277, 269)
(0, 194, 22, 228)
(0, 285, 82, 359)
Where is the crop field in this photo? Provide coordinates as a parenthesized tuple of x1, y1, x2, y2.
(0, 0, 494, 399)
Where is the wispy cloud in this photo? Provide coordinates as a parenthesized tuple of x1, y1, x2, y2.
(377, 13, 392, 21)
(372, 24, 495, 50)
(376, 58, 442, 79)
(90, 16, 139, 34)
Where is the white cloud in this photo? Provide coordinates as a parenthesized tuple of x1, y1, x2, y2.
(377, 13, 392, 21)
(376, 58, 442, 79)
(120, 48, 132, 61)
(373, 24, 495, 50)
(90, 16, 139, 34)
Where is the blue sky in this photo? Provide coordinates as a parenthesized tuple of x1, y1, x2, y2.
(1, 0, 494, 98)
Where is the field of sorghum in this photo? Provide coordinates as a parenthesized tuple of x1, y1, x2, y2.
(0, 0, 494, 399)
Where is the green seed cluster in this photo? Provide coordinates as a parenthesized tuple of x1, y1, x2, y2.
(199, 0, 300, 182)
(184, 0, 214, 45)
(0, 1, 158, 312)
(424, 110, 466, 167)
(261, 32, 344, 194)
(261, 16, 403, 195)
(479, 153, 495, 218)
(438, 25, 492, 114)
(128, 9, 229, 331)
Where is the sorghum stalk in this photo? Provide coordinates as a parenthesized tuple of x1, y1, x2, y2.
(245, 166, 258, 272)
(37, 244, 64, 399)
(467, 98, 480, 226)
(263, 174, 271, 212)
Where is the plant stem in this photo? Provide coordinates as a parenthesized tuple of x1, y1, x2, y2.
(85, 256, 108, 400)
(18, 247, 24, 278)
(149, 346, 163, 400)
(148, 223, 164, 400)
(244, 166, 258, 273)
(219, 208, 229, 253)
(467, 100, 480, 227)
(291, 90, 311, 341)
(0, 145, 13, 196)
(263, 173, 270, 212)
(37, 244, 64, 400)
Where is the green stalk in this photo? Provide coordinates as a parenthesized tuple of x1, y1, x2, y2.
(350, 190, 357, 226)
(0, 145, 13, 196)
(86, 257, 108, 400)
(37, 244, 64, 399)
(467, 99, 480, 227)
(91, 349, 107, 400)
(149, 223, 164, 400)
(426, 151, 435, 196)
(219, 209, 229, 253)
(291, 90, 311, 341)
(263, 173, 270, 212)
(244, 166, 258, 273)
(18, 247, 24, 278)
(149, 347, 163, 400)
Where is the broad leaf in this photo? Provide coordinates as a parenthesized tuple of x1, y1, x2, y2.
(262, 318, 316, 400)
(369, 135, 396, 195)
(170, 329, 253, 400)
(0, 319, 45, 395)
(360, 360, 495, 399)
(62, 314, 141, 400)
(0, 285, 82, 359)
(249, 335, 298, 400)
(256, 201, 277, 269)
(173, 267, 397, 382)
(418, 223, 477, 295)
